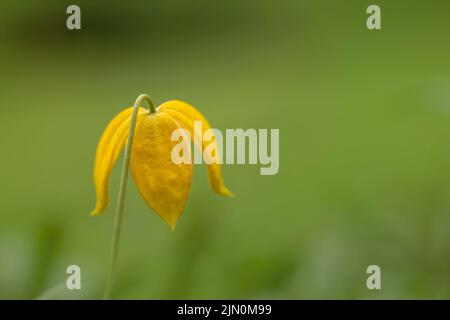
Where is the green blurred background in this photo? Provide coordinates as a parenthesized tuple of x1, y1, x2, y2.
(1, 0, 450, 299)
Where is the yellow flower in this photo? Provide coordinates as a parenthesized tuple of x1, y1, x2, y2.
(91, 99, 232, 229)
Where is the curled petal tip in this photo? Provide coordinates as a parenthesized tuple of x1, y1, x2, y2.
(163, 216, 178, 230)
(219, 186, 234, 198)
(90, 204, 107, 217)
(90, 209, 101, 217)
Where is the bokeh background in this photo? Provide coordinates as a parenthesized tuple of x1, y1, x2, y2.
(1, 0, 450, 299)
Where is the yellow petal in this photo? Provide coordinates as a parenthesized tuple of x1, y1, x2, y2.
(159, 100, 233, 197)
(131, 112, 193, 229)
(94, 108, 133, 181)
(91, 107, 146, 216)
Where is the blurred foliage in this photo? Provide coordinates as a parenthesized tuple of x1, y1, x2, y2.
(1, 0, 450, 299)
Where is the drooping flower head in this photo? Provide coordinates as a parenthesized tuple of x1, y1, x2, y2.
(91, 100, 232, 229)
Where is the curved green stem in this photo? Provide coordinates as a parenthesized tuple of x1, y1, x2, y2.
(103, 94, 155, 300)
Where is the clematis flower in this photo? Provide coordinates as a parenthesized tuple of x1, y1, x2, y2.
(91, 99, 232, 229)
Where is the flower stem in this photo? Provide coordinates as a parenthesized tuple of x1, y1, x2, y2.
(103, 94, 155, 300)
